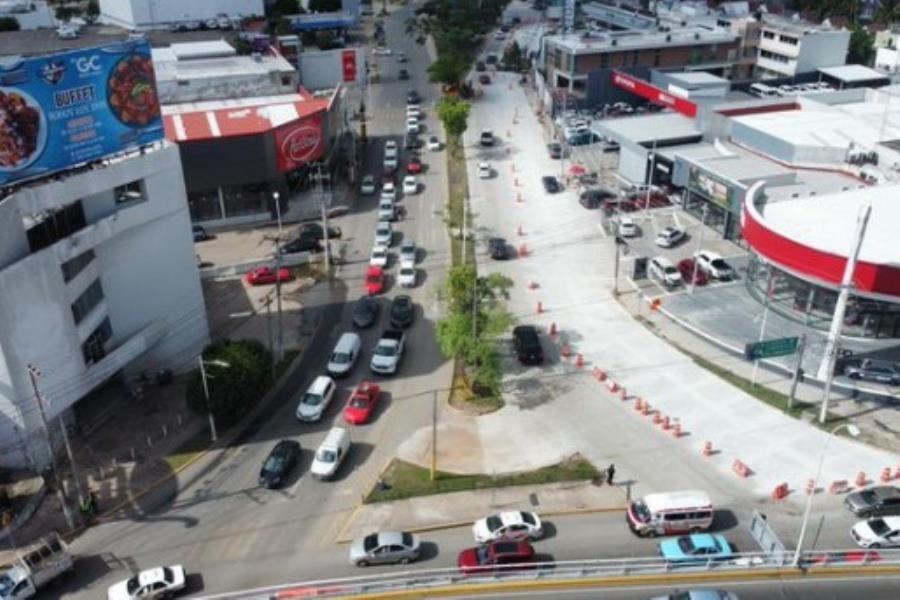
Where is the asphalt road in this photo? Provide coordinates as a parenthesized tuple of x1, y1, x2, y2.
(59, 5, 454, 598)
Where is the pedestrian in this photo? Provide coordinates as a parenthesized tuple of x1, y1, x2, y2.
(606, 463, 616, 486)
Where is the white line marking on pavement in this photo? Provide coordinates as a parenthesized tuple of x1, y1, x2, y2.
(229, 311, 254, 318)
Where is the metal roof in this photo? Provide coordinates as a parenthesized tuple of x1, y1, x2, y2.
(598, 113, 701, 144)
(818, 64, 889, 84)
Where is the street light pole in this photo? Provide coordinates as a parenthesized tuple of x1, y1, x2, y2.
(198, 357, 220, 442)
(689, 205, 708, 294)
(644, 138, 657, 213)
(793, 423, 860, 566)
(273, 191, 283, 239)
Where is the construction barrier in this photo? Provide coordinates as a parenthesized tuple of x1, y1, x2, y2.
(593, 368, 606, 381)
(732, 460, 751, 478)
(518, 244, 528, 256)
(702, 441, 713, 457)
(606, 379, 619, 393)
(855, 471, 867, 487)
(575, 354, 584, 368)
(560, 344, 571, 358)
(536, 301, 543, 314)
(672, 423, 683, 437)
(549, 322, 557, 336)
(829, 480, 849, 494)
(619, 388, 627, 401)
(771, 483, 789, 500)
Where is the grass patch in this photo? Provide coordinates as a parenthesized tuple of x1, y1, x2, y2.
(445, 136, 474, 266)
(365, 455, 599, 503)
(163, 427, 212, 472)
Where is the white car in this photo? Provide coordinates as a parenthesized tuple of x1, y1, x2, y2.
(406, 118, 420, 134)
(370, 244, 389, 267)
(399, 240, 416, 266)
(374, 221, 393, 246)
(403, 175, 418, 194)
(398, 266, 417, 287)
(473, 511, 544, 543)
(618, 216, 637, 237)
(295, 375, 336, 422)
(649, 256, 682, 288)
(385, 140, 398, 152)
(406, 106, 421, 119)
(851, 516, 900, 548)
(654, 226, 685, 248)
(694, 250, 734, 280)
(373, 46, 392, 55)
(378, 199, 395, 221)
(360, 175, 376, 195)
(381, 182, 396, 202)
(478, 162, 491, 179)
(384, 155, 398, 171)
(107, 565, 186, 600)
(427, 136, 441, 151)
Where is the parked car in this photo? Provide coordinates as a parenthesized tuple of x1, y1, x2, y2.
(513, 325, 543, 365)
(349, 531, 421, 567)
(618, 217, 637, 237)
(107, 566, 187, 600)
(479, 74, 491, 85)
(694, 250, 734, 280)
(473, 511, 544, 543)
(398, 266, 417, 287)
(398, 69, 410, 81)
(245, 267, 293, 286)
(655, 226, 686, 248)
(844, 359, 900, 385)
(406, 90, 421, 104)
(407, 155, 423, 174)
(370, 244, 389, 268)
(378, 198, 396, 222)
(485, 54, 498, 65)
(381, 180, 396, 201)
(579, 188, 615, 209)
(403, 175, 418, 194)
(845, 486, 900, 517)
(295, 375, 337, 422)
(400, 240, 417, 266)
(370, 330, 405, 375)
(406, 106, 421, 120)
(649, 256, 682, 289)
(344, 381, 381, 425)
(396, 51, 407, 62)
(310, 427, 351, 480)
(360, 175, 377, 195)
(478, 162, 491, 179)
(375, 221, 393, 246)
(192, 225, 211, 242)
(650, 592, 739, 600)
(541, 176, 561, 194)
(428, 136, 441, 151)
(390, 295, 415, 328)
(547, 142, 562, 159)
(406, 117, 420, 134)
(300, 222, 342, 240)
(475, 61, 486, 72)
(258, 440, 301, 489)
(281, 235, 321, 254)
(851, 516, 900, 548)
(457, 540, 535, 575)
(488, 237, 508, 260)
(363, 266, 385, 296)
(659, 534, 733, 563)
(677, 258, 708, 286)
(480, 131, 494, 146)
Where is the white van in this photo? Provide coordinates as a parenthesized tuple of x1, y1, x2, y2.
(327, 333, 362, 377)
(311, 427, 351, 480)
(649, 256, 682, 288)
(626, 490, 714, 537)
(749, 83, 777, 98)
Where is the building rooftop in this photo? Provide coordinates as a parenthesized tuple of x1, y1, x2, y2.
(818, 64, 889, 84)
(597, 113, 702, 144)
(151, 44, 295, 82)
(691, 142, 796, 184)
(759, 13, 840, 35)
(666, 72, 729, 86)
(545, 26, 738, 54)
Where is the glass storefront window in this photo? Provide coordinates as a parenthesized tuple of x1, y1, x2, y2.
(223, 184, 268, 217)
(188, 189, 222, 222)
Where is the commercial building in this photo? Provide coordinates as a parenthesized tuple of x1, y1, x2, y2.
(99, 0, 264, 31)
(754, 14, 850, 80)
(0, 0, 54, 30)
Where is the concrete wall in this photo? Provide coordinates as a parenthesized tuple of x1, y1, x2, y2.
(100, 0, 264, 28)
(156, 63, 298, 104)
(795, 30, 851, 74)
(299, 48, 363, 90)
(730, 119, 798, 163)
(617, 142, 650, 183)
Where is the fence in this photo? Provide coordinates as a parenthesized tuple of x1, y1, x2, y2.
(196, 549, 900, 599)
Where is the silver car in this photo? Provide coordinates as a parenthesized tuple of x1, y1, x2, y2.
(844, 485, 900, 517)
(349, 531, 421, 567)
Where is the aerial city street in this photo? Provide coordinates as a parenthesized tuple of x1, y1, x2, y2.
(0, 0, 898, 599)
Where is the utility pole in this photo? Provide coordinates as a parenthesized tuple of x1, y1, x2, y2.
(272, 191, 283, 239)
(274, 237, 285, 363)
(750, 269, 774, 387)
(644, 138, 657, 213)
(313, 163, 333, 275)
(689, 204, 708, 294)
(262, 294, 276, 381)
(198, 357, 219, 442)
(613, 235, 622, 296)
(26, 365, 74, 531)
(430, 389, 437, 481)
(788, 334, 807, 410)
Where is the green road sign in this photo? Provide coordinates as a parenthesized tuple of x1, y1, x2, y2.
(744, 337, 799, 361)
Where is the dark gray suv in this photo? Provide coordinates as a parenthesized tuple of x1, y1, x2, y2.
(844, 486, 900, 517)
(844, 359, 900, 385)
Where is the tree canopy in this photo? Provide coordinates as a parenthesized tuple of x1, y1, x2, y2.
(436, 96, 471, 139)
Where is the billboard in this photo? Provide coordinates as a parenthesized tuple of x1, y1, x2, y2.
(611, 71, 698, 118)
(274, 112, 325, 173)
(688, 165, 732, 209)
(0, 41, 163, 186)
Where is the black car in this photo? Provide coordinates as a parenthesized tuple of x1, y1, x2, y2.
(399, 69, 410, 80)
(480, 131, 494, 146)
(299, 222, 342, 240)
(258, 440, 301, 489)
(192, 224, 211, 242)
(542, 176, 562, 194)
(579, 188, 617, 209)
(281, 235, 321, 254)
(547, 143, 562, 159)
(485, 54, 498, 65)
(475, 61, 486, 72)
(405, 133, 420, 150)
(513, 326, 544, 365)
(488, 237, 508, 260)
(390, 295, 415, 328)
(407, 90, 421, 104)
(353, 296, 380, 328)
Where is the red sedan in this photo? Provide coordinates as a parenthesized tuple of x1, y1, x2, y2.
(677, 258, 708, 286)
(406, 156, 423, 174)
(365, 266, 385, 295)
(457, 541, 535, 575)
(245, 266, 294, 286)
(343, 381, 381, 425)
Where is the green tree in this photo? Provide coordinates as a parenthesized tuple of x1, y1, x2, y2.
(427, 55, 468, 87)
(85, 0, 99, 24)
(270, 0, 302, 16)
(309, 0, 342, 12)
(0, 17, 19, 32)
(848, 26, 875, 65)
(54, 5, 78, 22)
(436, 96, 470, 139)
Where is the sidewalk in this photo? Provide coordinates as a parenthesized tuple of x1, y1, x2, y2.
(337, 481, 626, 543)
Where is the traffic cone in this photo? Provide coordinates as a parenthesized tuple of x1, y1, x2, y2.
(536, 301, 543, 314)
(702, 441, 713, 457)
(619, 387, 627, 401)
(575, 354, 584, 368)
(514, 177, 520, 187)
(661, 416, 671, 430)
(518, 244, 528, 256)
(672, 423, 682, 437)
(518, 225, 524, 236)
(528, 280, 539, 290)
(549, 322, 557, 336)
(516, 192, 523, 203)
(641, 402, 651, 416)
(653, 411, 663, 424)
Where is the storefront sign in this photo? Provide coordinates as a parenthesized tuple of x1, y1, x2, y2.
(0, 41, 163, 185)
(688, 165, 732, 210)
(611, 71, 698, 118)
(274, 112, 324, 172)
(341, 49, 357, 83)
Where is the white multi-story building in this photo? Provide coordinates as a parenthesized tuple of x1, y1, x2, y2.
(755, 14, 850, 79)
(0, 143, 209, 468)
(99, 0, 264, 30)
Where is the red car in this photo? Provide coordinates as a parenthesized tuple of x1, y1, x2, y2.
(364, 266, 385, 295)
(343, 381, 381, 425)
(457, 541, 535, 575)
(406, 156, 423, 174)
(677, 258, 708, 286)
(245, 266, 294, 286)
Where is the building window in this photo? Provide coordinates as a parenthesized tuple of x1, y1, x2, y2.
(82, 317, 112, 366)
(779, 35, 798, 45)
(188, 189, 223, 222)
(114, 180, 145, 205)
(71, 279, 105, 325)
(631, 51, 639, 66)
(762, 30, 775, 40)
(61, 249, 96, 283)
(222, 184, 268, 217)
(600, 53, 609, 68)
(760, 49, 789, 64)
(281, 75, 291, 86)
(24, 201, 87, 253)
(654, 49, 661, 67)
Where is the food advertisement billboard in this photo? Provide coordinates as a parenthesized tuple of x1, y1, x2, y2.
(0, 41, 163, 186)
(274, 112, 325, 173)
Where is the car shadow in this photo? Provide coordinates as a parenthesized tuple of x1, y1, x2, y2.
(540, 521, 558, 541)
(417, 541, 440, 562)
(331, 441, 374, 482)
(712, 509, 739, 532)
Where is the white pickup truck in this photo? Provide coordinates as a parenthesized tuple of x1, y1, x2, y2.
(370, 330, 405, 376)
(0, 532, 73, 599)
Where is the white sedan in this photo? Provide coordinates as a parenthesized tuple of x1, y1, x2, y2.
(381, 181, 397, 202)
(478, 162, 491, 179)
(428, 136, 441, 151)
(370, 245, 389, 267)
(403, 175, 418, 194)
(107, 565, 186, 600)
(398, 266, 417, 287)
(406, 118, 420, 134)
(373, 46, 392, 56)
(374, 221, 393, 246)
(360, 175, 376, 195)
(851, 516, 900, 548)
(472, 511, 544, 543)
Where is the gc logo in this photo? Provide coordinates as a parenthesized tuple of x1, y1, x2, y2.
(73, 55, 101, 73)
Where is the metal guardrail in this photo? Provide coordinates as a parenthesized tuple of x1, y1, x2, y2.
(196, 549, 900, 599)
